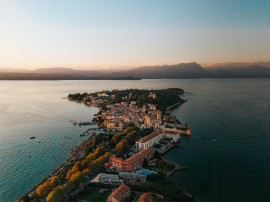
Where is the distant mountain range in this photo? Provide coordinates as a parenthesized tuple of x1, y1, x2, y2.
(1, 62, 270, 80)
(112, 63, 209, 79)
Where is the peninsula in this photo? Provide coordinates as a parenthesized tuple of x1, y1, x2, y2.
(18, 88, 192, 202)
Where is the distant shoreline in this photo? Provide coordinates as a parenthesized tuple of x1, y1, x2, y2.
(1, 76, 270, 80)
(0, 73, 141, 80)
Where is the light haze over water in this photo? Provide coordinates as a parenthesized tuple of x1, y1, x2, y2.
(0, 79, 270, 202)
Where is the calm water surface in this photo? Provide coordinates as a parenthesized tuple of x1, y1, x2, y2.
(0, 79, 269, 202)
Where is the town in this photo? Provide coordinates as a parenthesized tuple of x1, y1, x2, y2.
(18, 89, 192, 202)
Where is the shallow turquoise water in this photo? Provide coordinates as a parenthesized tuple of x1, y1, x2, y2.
(0, 79, 270, 202)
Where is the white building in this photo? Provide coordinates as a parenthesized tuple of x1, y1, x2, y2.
(91, 173, 122, 185)
(135, 129, 165, 151)
(97, 92, 109, 97)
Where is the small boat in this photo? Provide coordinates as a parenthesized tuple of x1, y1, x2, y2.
(70, 145, 77, 148)
(72, 120, 77, 125)
(30, 136, 36, 139)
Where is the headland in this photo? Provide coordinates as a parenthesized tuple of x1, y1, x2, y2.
(17, 88, 192, 202)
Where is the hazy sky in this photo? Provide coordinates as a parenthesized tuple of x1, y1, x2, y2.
(0, 0, 270, 70)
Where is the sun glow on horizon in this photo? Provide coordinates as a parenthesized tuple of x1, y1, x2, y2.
(0, 0, 270, 70)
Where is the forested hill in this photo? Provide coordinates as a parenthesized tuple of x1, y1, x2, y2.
(68, 88, 185, 112)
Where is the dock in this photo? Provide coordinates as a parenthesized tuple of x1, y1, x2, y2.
(78, 121, 95, 126)
(159, 143, 175, 155)
(80, 128, 92, 136)
(163, 123, 191, 135)
(163, 159, 190, 176)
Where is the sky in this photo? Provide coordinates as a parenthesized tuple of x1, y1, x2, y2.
(0, 0, 270, 70)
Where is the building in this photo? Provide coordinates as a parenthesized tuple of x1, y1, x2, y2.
(91, 173, 122, 185)
(91, 99, 105, 107)
(108, 148, 154, 172)
(107, 184, 130, 202)
(92, 172, 146, 186)
(163, 123, 191, 135)
(135, 129, 165, 151)
(144, 112, 161, 129)
(148, 92, 156, 99)
(97, 92, 109, 97)
(106, 120, 125, 130)
(137, 192, 153, 202)
(119, 172, 146, 185)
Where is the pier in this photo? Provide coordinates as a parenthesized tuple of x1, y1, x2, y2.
(78, 121, 96, 126)
(164, 159, 190, 176)
(79, 127, 96, 136)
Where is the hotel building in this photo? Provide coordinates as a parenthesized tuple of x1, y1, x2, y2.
(135, 129, 165, 151)
(108, 148, 154, 172)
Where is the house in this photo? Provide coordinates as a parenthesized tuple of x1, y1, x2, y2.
(107, 121, 116, 129)
(97, 92, 109, 97)
(107, 184, 130, 202)
(137, 192, 153, 202)
(148, 92, 156, 99)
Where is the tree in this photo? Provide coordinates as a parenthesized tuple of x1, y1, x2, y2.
(36, 177, 59, 198)
(82, 168, 91, 176)
(126, 131, 138, 144)
(115, 139, 128, 155)
(69, 171, 84, 187)
(93, 145, 106, 158)
(66, 169, 73, 179)
(86, 153, 95, 162)
(123, 127, 137, 135)
(95, 133, 104, 144)
(46, 185, 65, 202)
(142, 158, 148, 168)
(127, 122, 135, 127)
(111, 133, 122, 145)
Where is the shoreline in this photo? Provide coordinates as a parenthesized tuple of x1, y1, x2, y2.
(166, 101, 185, 111)
(161, 157, 195, 201)
(163, 158, 190, 177)
(17, 134, 96, 201)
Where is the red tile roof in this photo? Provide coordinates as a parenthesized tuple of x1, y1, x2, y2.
(137, 192, 153, 202)
(108, 184, 130, 202)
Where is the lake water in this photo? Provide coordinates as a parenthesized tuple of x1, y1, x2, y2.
(0, 79, 269, 202)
